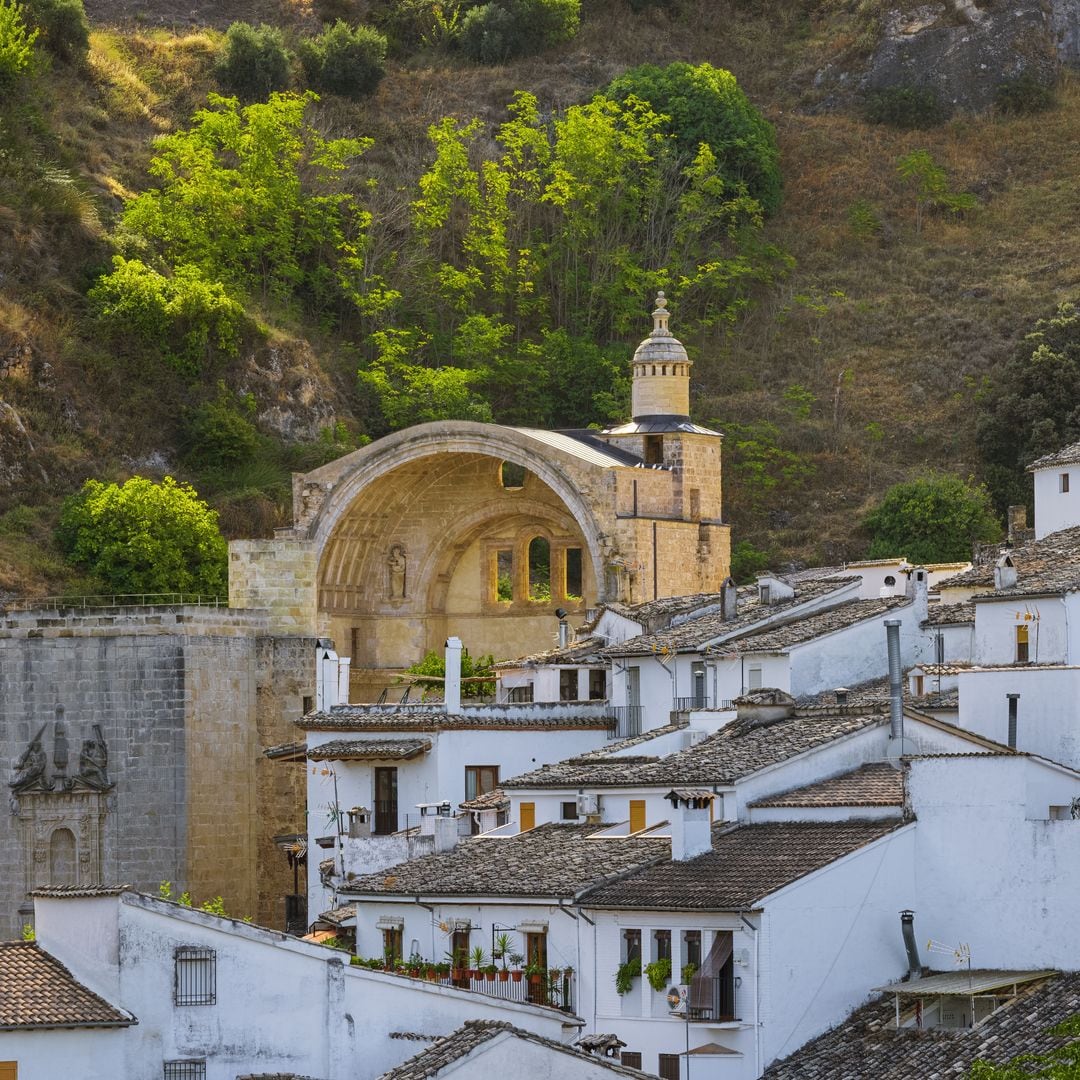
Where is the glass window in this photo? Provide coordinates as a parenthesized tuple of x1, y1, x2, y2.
(559, 668, 578, 701)
(561, 801, 578, 820)
(589, 669, 606, 700)
(465, 766, 498, 802)
(1061, 472, 1070, 494)
(565, 547, 583, 599)
(173, 947, 216, 1006)
(623, 929, 642, 965)
(1016, 624, 1030, 663)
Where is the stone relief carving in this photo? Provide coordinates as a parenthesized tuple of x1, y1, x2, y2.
(9, 724, 51, 793)
(74, 724, 113, 791)
(388, 544, 407, 600)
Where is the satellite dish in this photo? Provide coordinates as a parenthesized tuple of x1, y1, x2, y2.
(667, 985, 686, 1014)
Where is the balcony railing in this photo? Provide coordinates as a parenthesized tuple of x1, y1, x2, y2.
(672, 696, 735, 712)
(609, 705, 643, 739)
(358, 963, 575, 1012)
(685, 974, 739, 1022)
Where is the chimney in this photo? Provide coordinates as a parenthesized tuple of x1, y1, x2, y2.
(994, 553, 1017, 591)
(885, 619, 903, 740)
(665, 789, 715, 861)
(900, 910, 922, 981)
(1007, 505, 1028, 543)
(444, 636, 463, 712)
(834, 687, 850, 706)
(734, 688, 795, 727)
(1007, 693, 1020, 749)
(337, 656, 351, 706)
(316, 641, 340, 710)
(558, 619, 569, 649)
(433, 813, 460, 854)
(721, 576, 738, 620)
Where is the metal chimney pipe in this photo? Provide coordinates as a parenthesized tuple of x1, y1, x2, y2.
(558, 620, 569, 649)
(1007, 693, 1020, 749)
(900, 910, 922, 980)
(885, 619, 903, 740)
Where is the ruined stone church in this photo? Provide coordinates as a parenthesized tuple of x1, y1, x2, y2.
(0, 294, 729, 934)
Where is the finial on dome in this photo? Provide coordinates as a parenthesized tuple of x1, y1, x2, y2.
(652, 291, 670, 335)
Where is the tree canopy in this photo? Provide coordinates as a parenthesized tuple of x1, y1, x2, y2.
(976, 301, 1080, 515)
(863, 474, 1001, 564)
(57, 476, 228, 596)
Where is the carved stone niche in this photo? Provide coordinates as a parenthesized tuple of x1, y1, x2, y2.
(16, 791, 109, 897)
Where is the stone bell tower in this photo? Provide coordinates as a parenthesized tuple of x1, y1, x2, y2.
(630, 291, 693, 421)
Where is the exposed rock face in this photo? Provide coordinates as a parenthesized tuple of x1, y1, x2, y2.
(850, 0, 1080, 112)
(237, 338, 338, 442)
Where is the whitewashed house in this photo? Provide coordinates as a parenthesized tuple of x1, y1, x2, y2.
(17, 885, 580, 1080)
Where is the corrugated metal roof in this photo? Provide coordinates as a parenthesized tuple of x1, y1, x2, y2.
(875, 970, 1058, 996)
(512, 428, 643, 468)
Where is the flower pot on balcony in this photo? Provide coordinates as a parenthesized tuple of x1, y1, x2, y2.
(510, 970, 523, 983)
(484, 968, 497, 982)
(498, 969, 510, 982)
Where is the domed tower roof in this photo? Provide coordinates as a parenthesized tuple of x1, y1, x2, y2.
(630, 292, 692, 421)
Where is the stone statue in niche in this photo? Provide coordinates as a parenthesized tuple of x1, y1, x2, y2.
(74, 724, 113, 792)
(10, 725, 51, 793)
(388, 545, 407, 600)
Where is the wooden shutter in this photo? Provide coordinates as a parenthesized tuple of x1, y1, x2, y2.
(519, 802, 535, 832)
(629, 799, 646, 834)
(0, 1063, 17, 1080)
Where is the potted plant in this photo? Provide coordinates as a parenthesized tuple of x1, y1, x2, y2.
(681, 961, 698, 984)
(483, 962, 498, 982)
(525, 960, 544, 985)
(447, 949, 467, 982)
(644, 957, 672, 993)
(615, 960, 640, 996)
(470, 945, 487, 979)
(494, 932, 513, 966)
(508, 952, 525, 982)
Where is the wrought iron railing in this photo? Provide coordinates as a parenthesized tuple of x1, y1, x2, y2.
(4, 593, 227, 612)
(686, 973, 738, 1022)
(609, 705, 643, 739)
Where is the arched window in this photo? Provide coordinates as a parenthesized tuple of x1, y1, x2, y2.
(884, 575, 896, 587)
(49, 828, 76, 887)
(528, 537, 551, 602)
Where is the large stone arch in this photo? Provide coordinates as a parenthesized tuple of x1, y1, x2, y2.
(301, 423, 614, 674)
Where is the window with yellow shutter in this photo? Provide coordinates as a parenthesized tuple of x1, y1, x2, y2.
(519, 802, 535, 831)
(0, 1063, 17, 1080)
(629, 799, 646, 833)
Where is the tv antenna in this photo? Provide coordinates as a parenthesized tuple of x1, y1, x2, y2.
(926, 938, 972, 988)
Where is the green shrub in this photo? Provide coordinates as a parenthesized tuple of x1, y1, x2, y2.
(216, 22, 292, 99)
(371, 0, 462, 54)
(22, 0, 86, 61)
(88, 257, 246, 376)
(0, 0, 39, 85)
(864, 85, 947, 129)
(299, 20, 387, 99)
(601, 62, 781, 214)
(995, 72, 1054, 115)
(458, 0, 578, 63)
(57, 476, 229, 596)
(183, 385, 258, 470)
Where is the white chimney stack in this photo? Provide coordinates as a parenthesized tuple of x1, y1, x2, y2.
(316, 642, 340, 710)
(665, 789, 716, 861)
(444, 636, 463, 712)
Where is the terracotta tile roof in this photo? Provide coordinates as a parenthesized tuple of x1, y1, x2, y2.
(1029, 440, 1080, 470)
(376, 1020, 649, 1079)
(0, 942, 135, 1030)
(30, 885, 131, 898)
(748, 763, 904, 808)
(605, 578, 858, 656)
(458, 788, 510, 812)
(922, 601, 975, 626)
(342, 822, 669, 899)
(308, 738, 432, 761)
(936, 526, 1080, 597)
(299, 705, 613, 733)
(502, 707, 887, 790)
(764, 972, 1080, 1080)
(709, 597, 911, 656)
(580, 820, 905, 910)
(495, 636, 609, 668)
(317, 903, 356, 927)
(264, 741, 308, 761)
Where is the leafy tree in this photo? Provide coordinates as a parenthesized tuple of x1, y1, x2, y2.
(299, 20, 387, 99)
(896, 149, 977, 233)
(458, 0, 579, 63)
(863, 474, 1001, 564)
(182, 384, 258, 470)
(402, 647, 496, 696)
(976, 301, 1080, 515)
(600, 62, 782, 215)
(57, 476, 229, 596)
(969, 1013, 1080, 1079)
(88, 256, 246, 376)
(0, 0, 39, 86)
(216, 22, 292, 100)
(21, 0, 87, 62)
(117, 91, 378, 311)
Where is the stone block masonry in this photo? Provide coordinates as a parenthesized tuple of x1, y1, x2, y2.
(0, 606, 314, 937)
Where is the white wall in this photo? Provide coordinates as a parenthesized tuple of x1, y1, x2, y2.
(451, 1032, 649, 1078)
(907, 755, 1080, 969)
(1033, 466, 1080, 539)
(34, 892, 575, 1080)
(957, 666, 1080, 766)
(0, 1028, 126, 1080)
(973, 596, 1067, 666)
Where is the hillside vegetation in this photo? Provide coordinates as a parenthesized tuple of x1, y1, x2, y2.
(1, 0, 1078, 597)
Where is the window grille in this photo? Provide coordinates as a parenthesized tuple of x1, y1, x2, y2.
(621, 1052, 642, 1069)
(658, 1053, 681, 1079)
(163, 1061, 206, 1080)
(174, 946, 216, 1006)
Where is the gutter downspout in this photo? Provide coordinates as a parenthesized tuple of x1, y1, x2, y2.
(416, 897, 436, 961)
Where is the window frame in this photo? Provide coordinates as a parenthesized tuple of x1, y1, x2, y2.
(464, 765, 499, 803)
(173, 946, 216, 1007)
(1062, 472, 1071, 494)
(1016, 623, 1030, 664)
(163, 1062, 206, 1080)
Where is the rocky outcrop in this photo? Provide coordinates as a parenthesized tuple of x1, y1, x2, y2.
(825, 0, 1080, 112)
(237, 337, 338, 443)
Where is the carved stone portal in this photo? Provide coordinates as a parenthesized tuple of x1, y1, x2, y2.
(17, 790, 109, 895)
